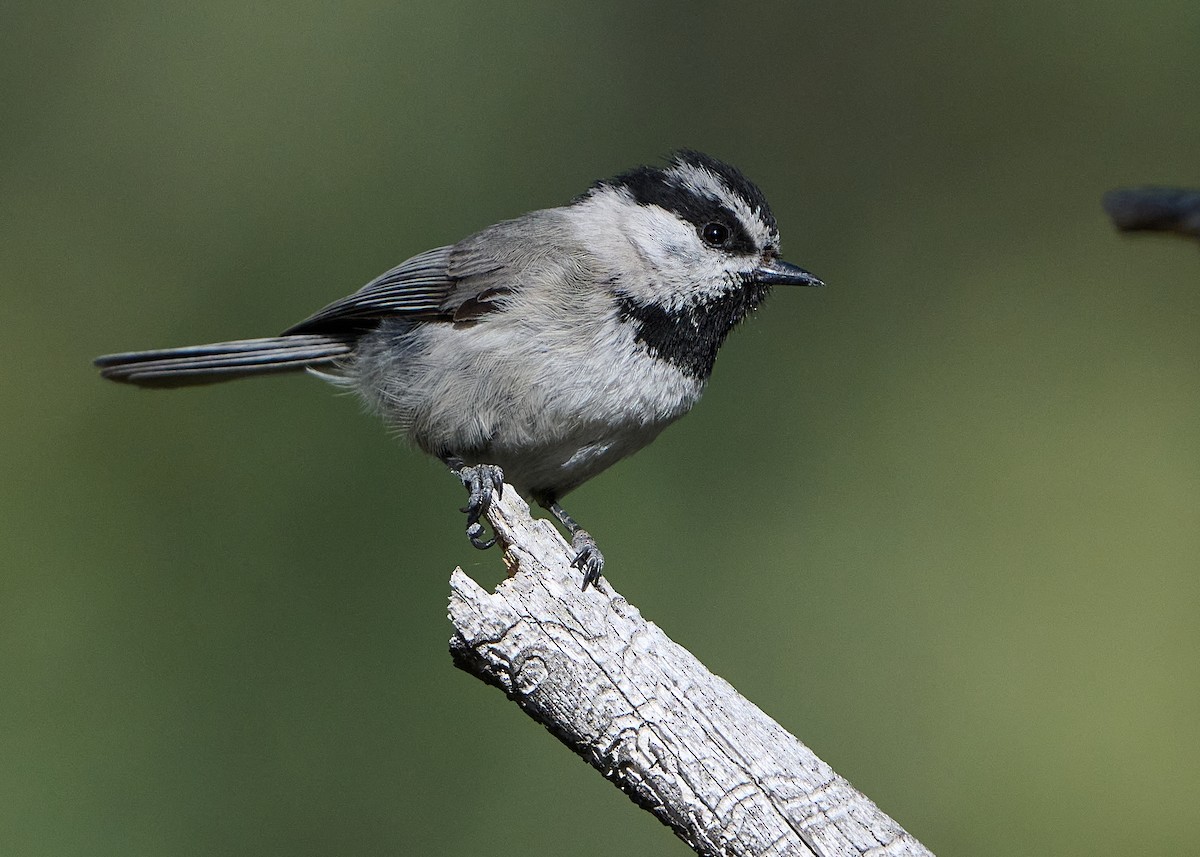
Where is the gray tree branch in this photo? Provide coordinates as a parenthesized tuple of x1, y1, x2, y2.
(1103, 186, 1200, 241)
(447, 487, 934, 857)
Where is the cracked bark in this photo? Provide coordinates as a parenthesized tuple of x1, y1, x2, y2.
(447, 487, 934, 857)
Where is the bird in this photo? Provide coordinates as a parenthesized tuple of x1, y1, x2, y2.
(95, 150, 822, 589)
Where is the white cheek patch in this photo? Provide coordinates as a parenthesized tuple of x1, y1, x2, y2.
(622, 207, 743, 310)
(569, 192, 705, 306)
(569, 182, 765, 311)
(625, 205, 698, 269)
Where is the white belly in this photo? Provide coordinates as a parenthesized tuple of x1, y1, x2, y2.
(348, 311, 706, 498)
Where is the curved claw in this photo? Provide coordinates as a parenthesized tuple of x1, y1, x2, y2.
(467, 521, 497, 551)
(569, 530, 605, 591)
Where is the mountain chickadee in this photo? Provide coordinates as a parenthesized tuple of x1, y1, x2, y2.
(96, 150, 822, 589)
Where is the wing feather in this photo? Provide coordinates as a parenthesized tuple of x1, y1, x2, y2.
(281, 209, 573, 335)
(283, 246, 458, 334)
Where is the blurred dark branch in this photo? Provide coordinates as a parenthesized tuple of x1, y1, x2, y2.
(1103, 186, 1200, 241)
(447, 487, 934, 857)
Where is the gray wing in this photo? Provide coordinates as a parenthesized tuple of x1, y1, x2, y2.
(284, 246, 467, 335)
(283, 210, 571, 335)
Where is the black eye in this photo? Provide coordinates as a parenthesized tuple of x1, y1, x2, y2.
(701, 222, 730, 247)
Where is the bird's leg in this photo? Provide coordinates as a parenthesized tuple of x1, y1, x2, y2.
(442, 455, 504, 551)
(542, 499, 605, 591)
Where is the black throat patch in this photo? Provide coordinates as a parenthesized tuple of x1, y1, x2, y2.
(616, 281, 771, 379)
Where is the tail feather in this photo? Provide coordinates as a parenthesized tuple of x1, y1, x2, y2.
(95, 335, 355, 388)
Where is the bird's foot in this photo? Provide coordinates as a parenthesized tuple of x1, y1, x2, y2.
(450, 461, 504, 550)
(569, 530, 605, 591)
(540, 499, 606, 591)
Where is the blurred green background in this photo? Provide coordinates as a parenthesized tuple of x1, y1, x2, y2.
(3, 1, 1198, 854)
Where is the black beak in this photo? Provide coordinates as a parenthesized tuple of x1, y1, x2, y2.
(752, 259, 824, 287)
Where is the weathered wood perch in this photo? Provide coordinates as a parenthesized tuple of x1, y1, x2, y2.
(447, 487, 934, 857)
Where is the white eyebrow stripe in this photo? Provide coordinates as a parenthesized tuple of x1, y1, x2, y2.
(664, 162, 777, 250)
